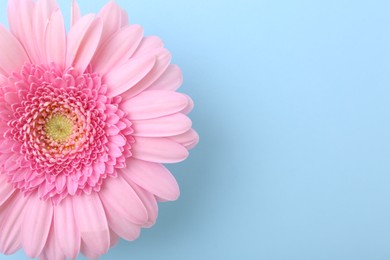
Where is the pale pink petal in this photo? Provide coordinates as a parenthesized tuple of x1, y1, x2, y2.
(0, 175, 14, 207)
(34, 0, 58, 62)
(98, 0, 122, 44)
(0, 192, 27, 255)
(99, 175, 148, 225)
(148, 64, 183, 91)
(109, 230, 120, 247)
(0, 25, 29, 75)
(45, 9, 66, 68)
(128, 182, 158, 228)
(132, 137, 188, 163)
(41, 224, 66, 260)
(54, 197, 80, 259)
(122, 159, 180, 201)
(9, 0, 41, 64)
(71, 0, 81, 26)
(181, 94, 195, 114)
(133, 36, 164, 57)
(132, 113, 192, 137)
(104, 55, 156, 98)
(169, 129, 199, 150)
(121, 49, 171, 99)
(66, 15, 103, 73)
(22, 192, 53, 258)
(72, 193, 110, 259)
(92, 25, 143, 76)
(121, 90, 188, 120)
(120, 8, 129, 27)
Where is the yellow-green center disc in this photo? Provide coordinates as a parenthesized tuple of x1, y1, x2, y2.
(45, 114, 73, 142)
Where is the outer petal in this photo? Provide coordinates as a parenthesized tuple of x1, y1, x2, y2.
(147, 64, 183, 91)
(54, 197, 80, 259)
(73, 193, 110, 259)
(0, 192, 28, 255)
(169, 129, 199, 150)
(121, 159, 180, 201)
(34, 0, 58, 62)
(132, 113, 192, 137)
(98, 0, 122, 44)
(132, 137, 189, 163)
(22, 192, 53, 258)
(99, 175, 148, 225)
(92, 25, 143, 76)
(8, 0, 41, 64)
(104, 55, 156, 98)
(0, 175, 15, 207)
(71, 0, 81, 26)
(40, 224, 66, 260)
(127, 182, 159, 228)
(0, 25, 30, 75)
(121, 49, 171, 99)
(66, 15, 103, 73)
(45, 9, 66, 68)
(121, 90, 188, 120)
(133, 36, 164, 57)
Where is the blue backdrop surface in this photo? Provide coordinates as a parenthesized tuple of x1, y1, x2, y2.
(0, 0, 390, 259)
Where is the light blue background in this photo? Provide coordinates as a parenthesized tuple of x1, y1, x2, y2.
(0, 0, 390, 259)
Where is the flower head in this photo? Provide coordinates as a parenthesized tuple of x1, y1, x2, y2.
(0, 0, 198, 259)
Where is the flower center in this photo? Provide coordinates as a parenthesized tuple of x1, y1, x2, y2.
(45, 114, 73, 142)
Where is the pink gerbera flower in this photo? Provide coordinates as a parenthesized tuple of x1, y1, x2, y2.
(0, 0, 198, 259)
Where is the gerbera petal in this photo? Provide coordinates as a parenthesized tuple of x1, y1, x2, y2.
(99, 175, 148, 225)
(132, 137, 189, 163)
(121, 49, 172, 99)
(22, 192, 53, 258)
(92, 25, 143, 76)
(148, 64, 183, 91)
(169, 129, 200, 150)
(133, 36, 164, 57)
(72, 193, 110, 259)
(0, 192, 27, 255)
(132, 113, 192, 137)
(0, 175, 14, 207)
(127, 182, 159, 227)
(104, 54, 156, 98)
(121, 158, 180, 201)
(54, 197, 80, 259)
(71, 0, 81, 26)
(181, 94, 195, 114)
(41, 224, 66, 260)
(121, 90, 188, 120)
(98, 0, 122, 44)
(66, 15, 103, 73)
(45, 9, 66, 68)
(0, 25, 29, 75)
(9, 0, 42, 64)
(34, 0, 58, 62)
